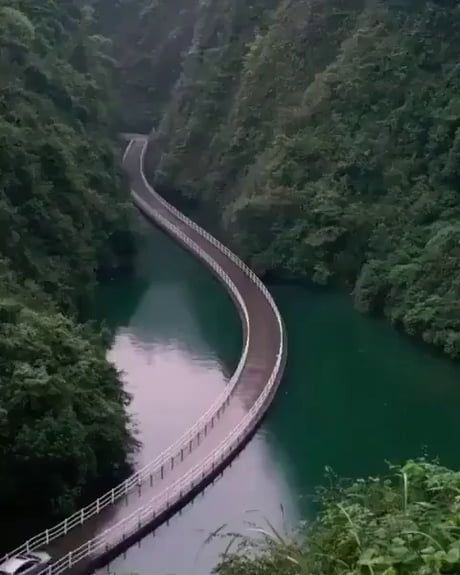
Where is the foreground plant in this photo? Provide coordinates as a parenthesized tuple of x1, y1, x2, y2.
(215, 460, 460, 575)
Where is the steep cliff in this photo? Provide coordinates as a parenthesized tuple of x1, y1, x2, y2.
(91, 0, 200, 130)
(150, 0, 460, 358)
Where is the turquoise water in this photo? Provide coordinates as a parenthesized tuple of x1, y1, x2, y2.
(98, 216, 460, 575)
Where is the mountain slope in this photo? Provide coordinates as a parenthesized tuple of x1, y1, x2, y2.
(0, 0, 135, 528)
(151, 0, 460, 358)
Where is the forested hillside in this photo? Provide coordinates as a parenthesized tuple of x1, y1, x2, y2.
(0, 0, 135, 528)
(138, 0, 460, 359)
(90, 0, 200, 130)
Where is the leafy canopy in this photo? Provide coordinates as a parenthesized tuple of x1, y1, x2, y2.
(145, 0, 460, 358)
(0, 0, 135, 527)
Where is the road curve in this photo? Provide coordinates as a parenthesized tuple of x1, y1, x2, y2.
(125, 136, 284, 411)
(6, 136, 286, 575)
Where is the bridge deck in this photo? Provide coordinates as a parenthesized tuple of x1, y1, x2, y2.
(8, 136, 285, 575)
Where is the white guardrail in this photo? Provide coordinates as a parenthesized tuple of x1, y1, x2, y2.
(38, 326, 283, 575)
(8, 137, 285, 575)
(1, 139, 251, 562)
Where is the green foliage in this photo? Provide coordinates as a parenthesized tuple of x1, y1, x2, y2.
(152, 0, 460, 358)
(154, 0, 279, 196)
(0, 0, 135, 313)
(0, 0, 135, 523)
(88, 0, 201, 131)
(0, 306, 132, 516)
(216, 460, 460, 575)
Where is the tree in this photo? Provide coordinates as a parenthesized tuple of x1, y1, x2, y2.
(0, 0, 135, 525)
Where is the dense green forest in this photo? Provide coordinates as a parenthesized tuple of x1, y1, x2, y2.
(112, 0, 460, 359)
(216, 459, 460, 575)
(89, 0, 200, 131)
(0, 0, 135, 526)
(0, 0, 452, 566)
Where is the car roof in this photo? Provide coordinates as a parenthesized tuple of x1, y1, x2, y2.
(0, 555, 38, 574)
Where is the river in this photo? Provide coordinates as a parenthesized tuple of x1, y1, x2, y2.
(96, 214, 460, 575)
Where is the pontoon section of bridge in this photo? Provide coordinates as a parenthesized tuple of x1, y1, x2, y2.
(2, 135, 286, 575)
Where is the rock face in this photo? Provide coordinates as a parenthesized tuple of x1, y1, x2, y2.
(113, 0, 460, 359)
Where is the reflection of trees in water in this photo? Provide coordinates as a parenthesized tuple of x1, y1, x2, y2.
(97, 217, 242, 381)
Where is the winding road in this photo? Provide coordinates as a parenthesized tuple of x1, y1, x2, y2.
(2, 136, 286, 575)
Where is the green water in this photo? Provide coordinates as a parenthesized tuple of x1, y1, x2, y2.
(95, 217, 242, 464)
(269, 284, 460, 512)
(99, 216, 460, 575)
